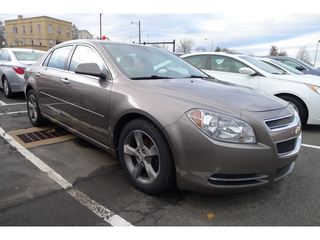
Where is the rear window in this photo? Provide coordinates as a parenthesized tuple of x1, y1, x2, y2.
(13, 51, 44, 61)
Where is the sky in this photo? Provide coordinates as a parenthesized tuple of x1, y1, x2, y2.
(2, 0, 320, 67)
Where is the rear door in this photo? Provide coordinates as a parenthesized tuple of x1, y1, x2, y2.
(58, 44, 112, 145)
(35, 45, 74, 118)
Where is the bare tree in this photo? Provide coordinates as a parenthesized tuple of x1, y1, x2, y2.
(177, 37, 195, 53)
(268, 45, 287, 56)
(152, 43, 169, 51)
(195, 46, 207, 52)
(0, 20, 5, 48)
(296, 46, 311, 65)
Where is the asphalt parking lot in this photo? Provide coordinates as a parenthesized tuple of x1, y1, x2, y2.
(0, 91, 320, 228)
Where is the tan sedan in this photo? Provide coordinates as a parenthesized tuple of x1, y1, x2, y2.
(24, 40, 301, 194)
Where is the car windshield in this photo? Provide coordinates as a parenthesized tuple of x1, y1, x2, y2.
(12, 50, 44, 61)
(101, 43, 207, 79)
(240, 56, 284, 75)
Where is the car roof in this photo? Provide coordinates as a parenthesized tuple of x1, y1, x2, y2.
(4, 48, 45, 53)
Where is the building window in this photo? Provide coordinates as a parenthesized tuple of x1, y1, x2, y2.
(39, 39, 42, 46)
(50, 39, 53, 47)
(23, 26, 26, 34)
(14, 40, 19, 46)
(58, 27, 61, 35)
(38, 24, 41, 33)
(67, 29, 70, 37)
(13, 27, 18, 34)
(24, 39, 27, 45)
(31, 39, 34, 46)
(30, 26, 33, 34)
(49, 25, 52, 33)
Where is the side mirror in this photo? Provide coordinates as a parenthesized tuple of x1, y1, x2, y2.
(75, 62, 111, 80)
(295, 66, 305, 71)
(239, 67, 256, 76)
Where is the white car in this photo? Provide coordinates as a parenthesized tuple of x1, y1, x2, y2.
(182, 52, 320, 125)
(257, 57, 305, 75)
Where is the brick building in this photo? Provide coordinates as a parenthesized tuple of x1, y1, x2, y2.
(4, 15, 73, 50)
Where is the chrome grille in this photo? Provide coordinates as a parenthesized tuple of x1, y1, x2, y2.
(264, 114, 295, 130)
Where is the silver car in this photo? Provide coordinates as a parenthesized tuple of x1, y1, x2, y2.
(24, 40, 301, 194)
(0, 48, 45, 98)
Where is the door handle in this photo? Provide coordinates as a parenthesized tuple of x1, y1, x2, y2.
(60, 78, 70, 84)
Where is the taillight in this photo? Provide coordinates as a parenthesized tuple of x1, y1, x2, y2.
(12, 67, 25, 74)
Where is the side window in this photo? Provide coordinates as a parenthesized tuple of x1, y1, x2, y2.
(184, 55, 207, 69)
(69, 45, 104, 72)
(277, 59, 307, 70)
(42, 52, 53, 67)
(212, 56, 246, 73)
(47, 46, 73, 70)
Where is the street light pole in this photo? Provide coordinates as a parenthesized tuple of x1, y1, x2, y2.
(100, 13, 103, 40)
(314, 40, 320, 68)
(131, 21, 141, 44)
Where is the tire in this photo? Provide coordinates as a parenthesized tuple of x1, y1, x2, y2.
(119, 119, 175, 194)
(3, 77, 13, 98)
(27, 89, 48, 127)
(280, 95, 307, 125)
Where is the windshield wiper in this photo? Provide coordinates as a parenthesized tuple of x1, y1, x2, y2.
(131, 75, 173, 80)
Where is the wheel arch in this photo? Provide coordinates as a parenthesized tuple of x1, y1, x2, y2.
(275, 93, 308, 124)
(113, 113, 175, 161)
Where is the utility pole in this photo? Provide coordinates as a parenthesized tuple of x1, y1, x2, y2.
(100, 13, 103, 40)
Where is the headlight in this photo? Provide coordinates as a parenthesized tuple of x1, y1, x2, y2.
(187, 110, 256, 143)
(306, 84, 320, 94)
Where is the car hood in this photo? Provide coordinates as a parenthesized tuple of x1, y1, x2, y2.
(135, 78, 287, 114)
(271, 73, 320, 85)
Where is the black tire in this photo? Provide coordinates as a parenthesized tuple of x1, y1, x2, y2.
(119, 118, 175, 194)
(280, 95, 307, 124)
(3, 77, 13, 98)
(26, 89, 48, 127)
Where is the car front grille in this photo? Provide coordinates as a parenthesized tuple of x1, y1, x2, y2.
(264, 114, 295, 130)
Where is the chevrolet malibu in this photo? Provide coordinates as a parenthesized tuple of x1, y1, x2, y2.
(24, 40, 301, 194)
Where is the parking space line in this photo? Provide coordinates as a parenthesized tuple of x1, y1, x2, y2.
(301, 143, 320, 150)
(0, 111, 27, 116)
(0, 127, 133, 227)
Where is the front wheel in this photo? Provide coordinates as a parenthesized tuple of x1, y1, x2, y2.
(119, 119, 175, 194)
(27, 89, 48, 127)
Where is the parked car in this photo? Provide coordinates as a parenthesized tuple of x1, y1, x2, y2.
(257, 57, 305, 75)
(24, 40, 301, 194)
(0, 48, 45, 98)
(182, 52, 320, 125)
(262, 56, 320, 76)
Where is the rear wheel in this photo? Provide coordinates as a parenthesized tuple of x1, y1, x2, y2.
(3, 77, 13, 98)
(119, 118, 175, 194)
(27, 89, 48, 126)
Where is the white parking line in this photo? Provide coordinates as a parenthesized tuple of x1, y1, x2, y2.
(301, 143, 320, 150)
(0, 127, 133, 227)
(0, 111, 28, 116)
(0, 102, 26, 106)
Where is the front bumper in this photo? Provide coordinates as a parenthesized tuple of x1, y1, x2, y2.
(164, 108, 301, 194)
